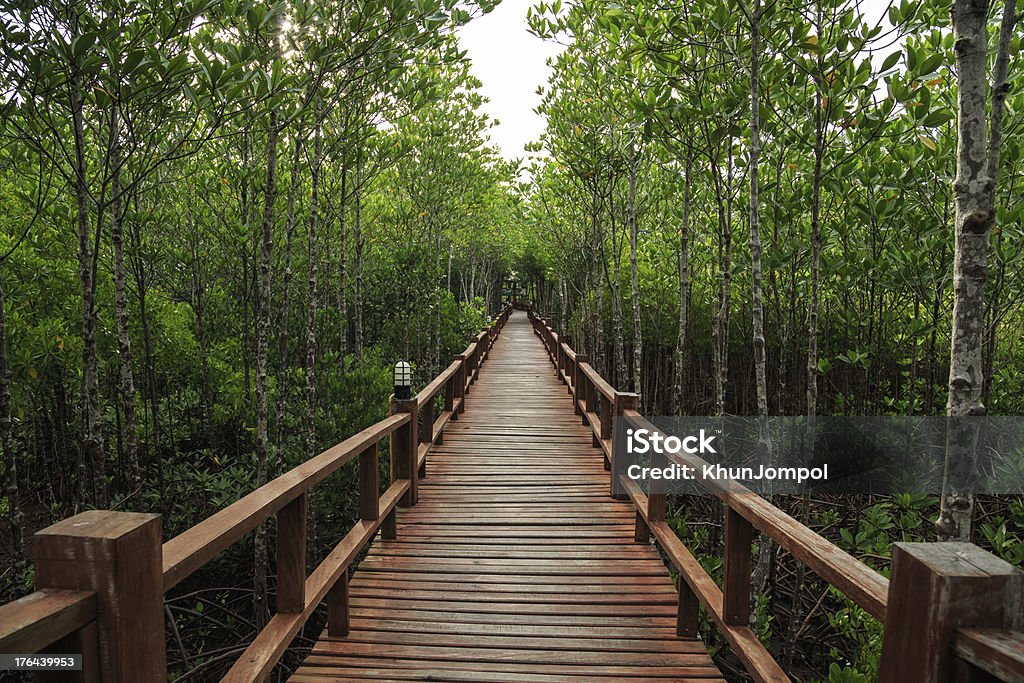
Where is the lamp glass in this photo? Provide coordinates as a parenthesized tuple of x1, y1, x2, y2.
(393, 360, 412, 399)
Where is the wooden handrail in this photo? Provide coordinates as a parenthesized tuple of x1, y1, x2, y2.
(0, 589, 96, 655)
(954, 628, 1024, 682)
(162, 411, 410, 591)
(527, 306, 1024, 683)
(622, 409, 889, 621)
(0, 305, 513, 682)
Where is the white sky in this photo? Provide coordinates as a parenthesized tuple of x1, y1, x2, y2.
(457, 0, 898, 162)
(456, 0, 565, 161)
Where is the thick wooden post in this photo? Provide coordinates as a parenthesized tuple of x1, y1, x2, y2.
(359, 443, 379, 521)
(276, 492, 307, 613)
(878, 542, 1024, 683)
(391, 397, 419, 506)
(34, 511, 166, 682)
(611, 392, 638, 500)
(722, 508, 753, 626)
(326, 573, 350, 637)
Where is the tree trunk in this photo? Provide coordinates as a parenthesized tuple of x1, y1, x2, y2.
(937, 0, 1016, 541)
(748, 0, 768, 419)
(337, 162, 348, 360)
(109, 110, 140, 495)
(354, 151, 364, 362)
(674, 156, 692, 415)
(305, 106, 322, 566)
(253, 107, 279, 629)
(274, 137, 303, 458)
(71, 66, 106, 508)
(802, 1, 827, 421)
(627, 143, 642, 399)
(0, 266, 23, 567)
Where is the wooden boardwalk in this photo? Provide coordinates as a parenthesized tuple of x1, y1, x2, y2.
(291, 312, 724, 682)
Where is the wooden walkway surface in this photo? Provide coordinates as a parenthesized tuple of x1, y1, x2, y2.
(291, 311, 724, 682)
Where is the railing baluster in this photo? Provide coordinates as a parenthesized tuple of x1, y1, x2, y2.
(326, 573, 350, 637)
(611, 393, 638, 499)
(276, 492, 307, 614)
(391, 397, 419, 507)
(359, 443, 379, 521)
(676, 579, 699, 638)
(574, 354, 588, 417)
(455, 353, 467, 415)
(723, 507, 753, 626)
(419, 395, 434, 479)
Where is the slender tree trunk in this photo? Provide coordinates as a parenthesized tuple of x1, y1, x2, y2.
(807, 91, 825, 419)
(674, 156, 692, 415)
(337, 162, 348, 360)
(274, 137, 302, 458)
(938, 0, 1016, 541)
(108, 111, 140, 494)
(0, 267, 23, 567)
(748, 0, 768, 419)
(305, 106, 322, 566)
(627, 143, 642, 398)
(71, 66, 106, 508)
(354, 151, 364, 362)
(253, 107, 279, 629)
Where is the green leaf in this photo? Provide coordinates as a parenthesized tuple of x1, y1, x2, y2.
(880, 51, 901, 72)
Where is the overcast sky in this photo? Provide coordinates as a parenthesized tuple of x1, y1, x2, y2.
(456, 0, 564, 161)
(456, 0, 898, 162)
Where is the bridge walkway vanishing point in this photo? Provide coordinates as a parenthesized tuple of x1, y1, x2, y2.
(291, 310, 726, 681)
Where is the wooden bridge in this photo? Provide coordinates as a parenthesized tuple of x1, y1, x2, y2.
(2, 307, 1023, 682)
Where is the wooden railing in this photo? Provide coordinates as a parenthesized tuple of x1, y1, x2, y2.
(0, 305, 512, 682)
(528, 309, 1024, 683)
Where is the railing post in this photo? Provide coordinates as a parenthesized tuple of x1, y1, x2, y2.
(454, 353, 467, 415)
(878, 542, 1024, 682)
(599, 393, 612, 467)
(419, 396, 434, 479)
(359, 443, 379, 521)
(391, 396, 419, 507)
(638, 444, 667, 543)
(276, 492, 307, 613)
(722, 508, 753, 626)
(326, 573, 350, 637)
(33, 511, 166, 682)
(574, 354, 588, 417)
(611, 393, 638, 500)
(677, 579, 699, 638)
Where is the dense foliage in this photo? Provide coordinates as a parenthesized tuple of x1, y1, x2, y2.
(1, 0, 1022, 679)
(522, 0, 1023, 678)
(0, 0, 522, 676)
